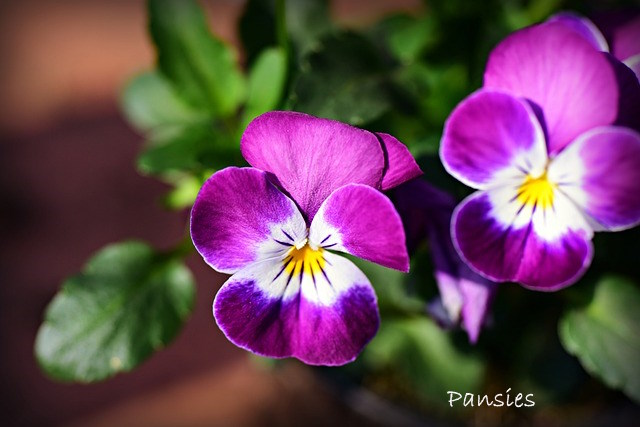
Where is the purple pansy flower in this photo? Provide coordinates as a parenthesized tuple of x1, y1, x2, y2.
(191, 111, 421, 365)
(440, 22, 640, 291)
(394, 179, 498, 343)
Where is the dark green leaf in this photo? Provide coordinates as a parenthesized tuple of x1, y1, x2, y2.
(35, 241, 196, 382)
(371, 14, 436, 64)
(120, 71, 207, 134)
(137, 123, 242, 176)
(559, 276, 640, 403)
(149, 0, 246, 116)
(241, 47, 287, 129)
(288, 32, 392, 125)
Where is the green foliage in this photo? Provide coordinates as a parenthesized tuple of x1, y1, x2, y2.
(35, 241, 195, 382)
(120, 71, 207, 134)
(241, 47, 288, 130)
(148, 0, 246, 116)
(362, 317, 485, 407)
(559, 276, 640, 403)
(288, 32, 393, 126)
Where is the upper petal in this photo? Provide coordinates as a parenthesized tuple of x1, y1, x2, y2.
(548, 12, 609, 52)
(549, 126, 640, 231)
(452, 190, 594, 291)
(484, 22, 618, 154)
(440, 89, 548, 190)
(213, 251, 379, 366)
(309, 184, 409, 272)
(190, 167, 307, 274)
(241, 111, 385, 222)
(377, 133, 423, 191)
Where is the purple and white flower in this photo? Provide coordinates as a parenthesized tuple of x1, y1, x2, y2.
(394, 179, 498, 343)
(440, 22, 640, 291)
(191, 111, 421, 365)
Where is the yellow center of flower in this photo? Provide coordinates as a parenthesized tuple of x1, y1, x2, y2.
(284, 244, 326, 279)
(517, 171, 555, 209)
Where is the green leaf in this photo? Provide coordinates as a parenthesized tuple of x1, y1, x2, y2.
(148, 0, 246, 116)
(35, 241, 196, 382)
(559, 276, 640, 403)
(288, 32, 392, 126)
(163, 174, 204, 210)
(137, 123, 242, 176)
(120, 71, 208, 134)
(362, 317, 485, 406)
(241, 47, 287, 129)
(372, 14, 436, 64)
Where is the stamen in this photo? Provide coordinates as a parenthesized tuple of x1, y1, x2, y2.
(516, 171, 555, 209)
(283, 244, 326, 281)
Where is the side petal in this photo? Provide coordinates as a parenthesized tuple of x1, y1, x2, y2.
(241, 111, 385, 222)
(549, 126, 640, 231)
(191, 167, 307, 274)
(440, 89, 548, 190)
(452, 191, 594, 291)
(309, 184, 409, 272)
(484, 22, 618, 154)
(213, 252, 379, 366)
(548, 12, 609, 52)
(377, 133, 422, 191)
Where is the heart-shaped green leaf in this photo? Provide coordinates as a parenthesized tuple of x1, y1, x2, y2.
(35, 241, 195, 382)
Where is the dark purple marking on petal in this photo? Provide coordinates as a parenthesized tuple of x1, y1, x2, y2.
(214, 279, 379, 366)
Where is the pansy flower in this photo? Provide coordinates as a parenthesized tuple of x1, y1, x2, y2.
(191, 111, 421, 365)
(394, 179, 497, 343)
(440, 22, 640, 290)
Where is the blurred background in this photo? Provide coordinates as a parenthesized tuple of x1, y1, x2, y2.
(0, 1, 424, 426)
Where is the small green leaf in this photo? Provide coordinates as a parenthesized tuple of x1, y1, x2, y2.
(559, 276, 640, 403)
(241, 47, 287, 129)
(163, 174, 204, 210)
(148, 0, 246, 116)
(137, 124, 242, 176)
(288, 32, 392, 125)
(120, 71, 207, 134)
(372, 14, 436, 64)
(35, 241, 196, 382)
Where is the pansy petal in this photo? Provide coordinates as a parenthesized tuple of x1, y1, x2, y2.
(440, 89, 547, 189)
(549, 126, 640, 231)
(191, 167, 307, 274)
(605, 14, 640, 63)
(548, 12, 609, 52)
(241, 111, 385, 222)
(377, 133, 422, 190)
(213, 251, 379, 366)
(309, 184, 409, 272)
(452, 190, 593, 291)
(484, 22, 618, 154)
(459, 268, 497, 343)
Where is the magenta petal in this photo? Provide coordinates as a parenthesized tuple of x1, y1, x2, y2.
(550, 126, 640, 231)
(452, 191, 593, 291)
(191, 167, 307, 274)
(607, 14, 640, 63)
(377, 133, 422, 190)
(241, 111, 385, 221)
(548, 12, 609, 51)
(440, 89, 547, 189)
(484, 22, 618, 154)
(310, 184, 409, 272)
(213, 253, 379, 366)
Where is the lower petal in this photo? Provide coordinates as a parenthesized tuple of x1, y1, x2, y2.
(213, 252, 379, 366)
(452, 191, 593, 291)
